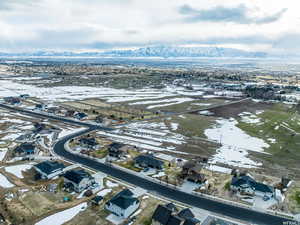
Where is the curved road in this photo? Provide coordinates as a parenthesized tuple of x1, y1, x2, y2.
(54, 128, 293, 225)
(0, 103, 295, 225)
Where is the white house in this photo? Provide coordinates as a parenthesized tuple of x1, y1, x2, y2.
(63, 169, 95, 193)
(34, 161, 65, 180)
(105, 189, 140, 218)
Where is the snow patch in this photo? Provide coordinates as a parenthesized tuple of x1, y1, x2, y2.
(0, 173, 14, 188)
(5, 164, 33, 178)
(205, 118, 269, 168)
(35, 202, 87, 225)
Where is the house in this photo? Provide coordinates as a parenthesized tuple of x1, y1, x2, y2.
(186, 173, 206, 184)
(34, 123, 46, 133)
(91, 196, 103, 206)
(14, 143, 35, 157)
(166, 215, 184, 225)
(134, 154, 164, 170)
(152, 204, 173, 225)
(105, 189, 140, 218)
(47, 106, 60, 114)
(35, 104, 47, 111)
(177, 208, 194, 220)
(79, 137, 98, 149)
(181, 161, 206, 184)
(152, 203, 200, 225)
(16, 132, 35, 143)
(74, 112, 88, 120)
(108, 143, 128, 159)
(231, 175, 274, 198)
(165, 203, 178, 212)
(63, 169, 95, 193)
(65, 110, 75, 117)
(95, 116, 103, 124)
(19, 94, 30, 99)
(34, 161, 65, 179)
(4, 97, 21, 105)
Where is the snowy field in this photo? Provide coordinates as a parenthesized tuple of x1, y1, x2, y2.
(99, 121, 187, 154)
(5, 163, 34, 178)
(0, 111, 34, 143)
(0, 173, 15, 188)
(130, 97, 195, 109)
(205, 118, 269, 168)
(35, 202, 87, 225)
(97, 189, 112, 197)
(58, 127, 87, 139)
(0, 80, 194, 104)
(0, 149, 7, 161)
(0, 79, 239, 109)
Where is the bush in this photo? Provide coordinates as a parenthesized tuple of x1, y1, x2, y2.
(294, 191, 300, 205)
(142, 218, 152, 225)
(224, 181, 231, 191)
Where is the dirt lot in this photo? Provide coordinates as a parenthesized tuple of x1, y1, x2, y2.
(64, 193, 164, 225)
(200, 99, 273, 119)
(62, 99, 157, 121)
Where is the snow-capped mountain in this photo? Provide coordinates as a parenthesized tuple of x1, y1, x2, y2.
(0, 46, 267, 58)
(103, 46, 267, 58)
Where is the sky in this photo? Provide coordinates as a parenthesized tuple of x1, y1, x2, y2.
(0, 0, 299, 54)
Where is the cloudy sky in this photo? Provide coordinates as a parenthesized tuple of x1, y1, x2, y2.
(0, 0, 299, 53)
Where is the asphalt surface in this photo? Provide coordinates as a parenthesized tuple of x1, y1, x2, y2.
(0, 103, 112, 130)
(0, 103, 295, 225)
(54, 129, 294, 225)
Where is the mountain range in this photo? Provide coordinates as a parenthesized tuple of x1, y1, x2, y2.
(0, 46, 267, 58)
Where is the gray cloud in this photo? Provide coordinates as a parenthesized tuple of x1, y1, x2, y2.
(0, 0, 38, 11)
(179, 4, 287, 24)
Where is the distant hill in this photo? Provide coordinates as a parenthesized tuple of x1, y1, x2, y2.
(103, 46, 267, 58)
(0, 46, 268, 58)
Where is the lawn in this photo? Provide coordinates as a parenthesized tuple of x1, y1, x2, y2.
(167, 114, 215, 138)
(236, 103, 300, 171)
(158, 98, 226, 113)
(295, 191, 300, 205)
(287, 184, 300, 214)
(116, 160, 142, 172)
(93, 148, 108, 158)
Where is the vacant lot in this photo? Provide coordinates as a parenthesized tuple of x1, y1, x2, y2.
(206, 99, 273, 118)
(235, 103, 300, 178)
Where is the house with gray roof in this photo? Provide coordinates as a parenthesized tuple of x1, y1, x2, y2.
(105, 189, 140, 219)
(63, 169, 95, 193)
(231, 175, 274, 198)
(108, 142, 128, 159)
(14, 142, 35, 157)
(134, 154, 164, 170)
(152, 203, 200, 225)
(34, 161, 65, 179)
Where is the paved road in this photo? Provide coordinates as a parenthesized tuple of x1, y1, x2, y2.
(0, 103, 112, 131)
(0, 103, 295, 225)
(54, 129, 293, 225)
